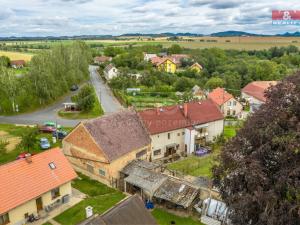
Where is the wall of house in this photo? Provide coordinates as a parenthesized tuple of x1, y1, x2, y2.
(206, 119, 224, 142)
(241, 92, 264, 112)
(150, 128, 186, 160)
(221, 98, 243, 117)
(63, 124, 151, 187)
(6, 182, 72, 225)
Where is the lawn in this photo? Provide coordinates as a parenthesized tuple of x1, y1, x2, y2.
(152, 208, 204, 225)
(54, 173, 125, 225)
(127, 95, 177, 111)
(224, 126, 237, 139)
(0, 124, 69, 165)
(0, 50, 33, 61)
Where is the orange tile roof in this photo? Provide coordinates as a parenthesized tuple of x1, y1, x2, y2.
(0, 148, 77, 214)
(208, 87, 233, 106)
(150, 56, 163, 65)
(242, 81, 278, 102)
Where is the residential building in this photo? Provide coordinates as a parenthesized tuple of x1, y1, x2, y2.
(0, 148, 77, 225)
(150, 56, 163, 65)
(242, 81, 277, 112)
(143, 53, 157, 61)
(94, 56, 112, 64)
(157, 58, 177, 73)
(208, 87, 243, 117)
(190, 62, 203, 73)
(78, 195, 158, 225)
(104, 64, 118, 80)
(191, 85, 206, 100)
(10, 60, 25, 69)
(63, 110, 151, 188)
(169, 54, 189, 66)
(138, 99, 224, 160)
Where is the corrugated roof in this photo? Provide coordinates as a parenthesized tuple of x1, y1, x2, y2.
(0, 148, 77, 214)
(83, 111, 151, 162)
(138, 99, 223, 135)
(242, 81, 278, 102)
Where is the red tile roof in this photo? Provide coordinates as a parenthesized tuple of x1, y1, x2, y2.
(138, 99, 223, 135)
(0, 148, 77, 214)
(94, 56, 112, 63)
(157, 57, 176, 66)
(150, 56, 164, 65)
(208, 87, 233, 106)
(242, 81, 278, 102)
(10, 60, 26, 66)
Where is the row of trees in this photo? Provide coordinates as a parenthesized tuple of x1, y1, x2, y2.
(0, 41, 92, 114)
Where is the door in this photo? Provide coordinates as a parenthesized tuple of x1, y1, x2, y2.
(36, 197, 43, 212)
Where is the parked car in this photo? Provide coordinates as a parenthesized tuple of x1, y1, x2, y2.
(39, 125, 56, 133)
(40, 138, 51, 149)
(52, 130, 68, 139)
(44, 121, 61, 129)
(70, 84, 79, 91)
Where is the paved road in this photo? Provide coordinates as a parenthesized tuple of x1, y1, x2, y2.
(0, 66, 123, 127)
(89, 65, 123, 113)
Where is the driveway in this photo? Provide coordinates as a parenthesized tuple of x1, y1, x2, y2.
(89, 65, 123, 113)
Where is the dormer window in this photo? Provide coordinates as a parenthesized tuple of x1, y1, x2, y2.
(49, 162, 56, 170)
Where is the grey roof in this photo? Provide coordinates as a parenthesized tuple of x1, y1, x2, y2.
(154, 177, 199, 208)
(104, 64, 115, 73)
(124, 166, 168, 196)
(121, 159, 161, 175)
(83, 111, 151, 162)
(78, 195, 158, 225)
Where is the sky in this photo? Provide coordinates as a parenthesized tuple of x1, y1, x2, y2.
(0, 0, 300, 36)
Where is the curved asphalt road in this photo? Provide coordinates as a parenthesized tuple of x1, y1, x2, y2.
(0, 66, 123, 127)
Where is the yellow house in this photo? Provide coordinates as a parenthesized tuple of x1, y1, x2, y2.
(190, 62, 203, 73)
(157, 58, 176, 73)
(0, 148, 77, 225)
(63, 110, 151, 188)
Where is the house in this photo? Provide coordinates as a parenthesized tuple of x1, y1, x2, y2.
(138, 99, 224, 160)
(242, 81, 277, 112)
(10, 60, 25, 69)
(143, 53, 157, 61)
(94, 56, 112, 64)
(191, 85, 206, 100)
(157, 58, 177, 73)
(0, 148, 77, 225)
(190, 63, 203, 73)
(78, 195, 158, 225)
(62, 110, 151, 188)
(150, 56, 164, 65)
(208, 87, 243, 117)
(104, 64, 118, 80)
(169, 54, 189, 66)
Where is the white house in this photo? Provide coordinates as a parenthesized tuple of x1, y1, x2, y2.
(242, 81, 277, 112)
(138, 99, 224, 160)
(104, 64, 118, 80)
(144, 53, 157, 61)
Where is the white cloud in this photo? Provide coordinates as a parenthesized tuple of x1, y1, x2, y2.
(0, 0, 300, 36)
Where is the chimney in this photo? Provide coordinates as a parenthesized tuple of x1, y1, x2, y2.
(25, 153, 32, 163)
(184, 103, 188, 118)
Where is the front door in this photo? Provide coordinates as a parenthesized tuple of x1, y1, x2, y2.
(36, 197, 43, 212)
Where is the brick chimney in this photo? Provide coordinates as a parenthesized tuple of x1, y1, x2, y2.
(25, 153, 32, 163)
(183, 103, 188, 118)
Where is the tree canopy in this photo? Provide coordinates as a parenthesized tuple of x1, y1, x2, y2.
(213, 72, 300, 225)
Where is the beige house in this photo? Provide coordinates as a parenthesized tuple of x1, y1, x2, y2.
(208, 87, 243, 118)
(138, 99, 224, 160)
(104, 64, 118, 80)
(0, 148, 77, 225)
(63, 110, 151, 188)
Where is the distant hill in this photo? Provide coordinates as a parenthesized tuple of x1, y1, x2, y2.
(277, 31, 300, 37)
(120, 33, 203, 37)
(210, 31, 261, 37)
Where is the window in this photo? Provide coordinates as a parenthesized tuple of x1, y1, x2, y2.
(177, 133, 180, 136)
(24, 213, 29, 219)
(168, 133, 171, 139)
(182, 132, 185, 135)
(227, 101, 231, 106)
(227, 110, 230, 116)
(49, 162, 56, 170)
(0, 214, 9, 225)
(51, 187, 60, 199)
(233, 101, 237, 106)
(136, 149, 147, 158)
(87, 164, 94, 174)
(153, 149, 161, 156)
(99, 168, 106, 177)
(233, 110, 236, 115)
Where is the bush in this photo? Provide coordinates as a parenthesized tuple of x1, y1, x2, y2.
(73, 84, 96, 111)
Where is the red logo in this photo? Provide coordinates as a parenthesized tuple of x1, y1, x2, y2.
(272, 10, 300, 20)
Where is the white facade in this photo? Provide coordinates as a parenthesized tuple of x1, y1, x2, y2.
(241, 92, 264, 112)
(150, 119, 224, 160)
(221, 98, 243, 118)
(104, 67, 118, 80)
